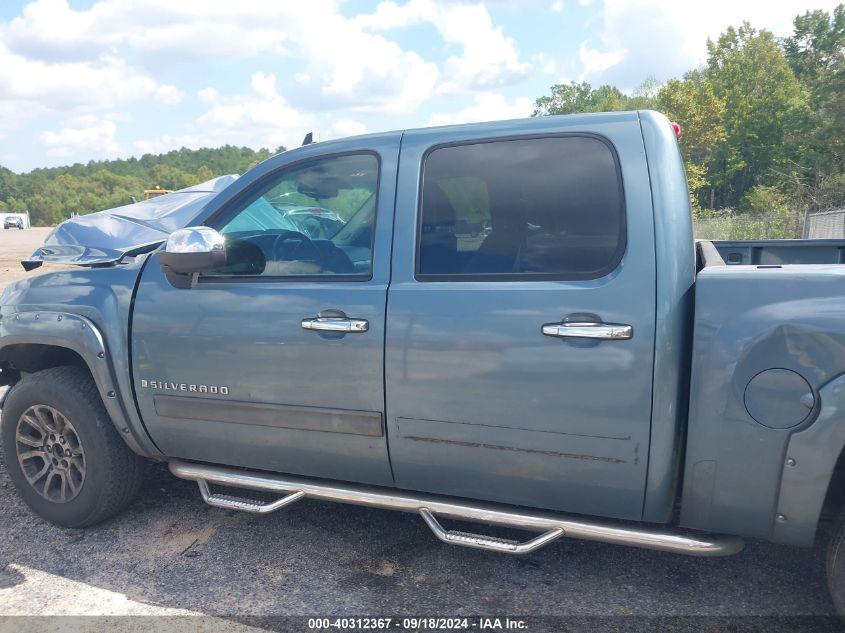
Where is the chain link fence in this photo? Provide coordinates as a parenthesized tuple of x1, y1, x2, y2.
(693, 209, 845, 240)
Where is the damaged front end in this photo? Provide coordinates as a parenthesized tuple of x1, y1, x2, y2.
(22, 175, 238, 270)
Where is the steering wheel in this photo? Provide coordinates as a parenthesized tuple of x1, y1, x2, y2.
(298, 216, 323, 239)
(269, 230, 322, 267)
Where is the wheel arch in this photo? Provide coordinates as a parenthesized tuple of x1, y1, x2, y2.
(821, 450, 845, 530)
(0, 311, 158, 458)
(772, 372, 845, 546)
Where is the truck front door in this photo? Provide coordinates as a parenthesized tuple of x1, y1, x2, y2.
(131, 137, 399, 486)
(385, 118, 656, 519)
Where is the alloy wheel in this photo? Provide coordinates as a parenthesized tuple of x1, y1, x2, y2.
(15, 405, 86, 503)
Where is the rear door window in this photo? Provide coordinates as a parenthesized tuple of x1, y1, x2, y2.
(416, 136, 625, 280)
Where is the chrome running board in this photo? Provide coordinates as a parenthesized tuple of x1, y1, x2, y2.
(169, 460, 743, 557)
(419, 508, 564, 554)
(197, 479, 304, 514)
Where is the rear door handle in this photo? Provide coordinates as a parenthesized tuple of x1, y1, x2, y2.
(302, 315, 369, 333)
(542, 321, 633, 340)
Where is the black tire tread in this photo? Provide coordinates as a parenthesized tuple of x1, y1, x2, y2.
(827, 509, 845, 615)
(3, 365, 144, 527)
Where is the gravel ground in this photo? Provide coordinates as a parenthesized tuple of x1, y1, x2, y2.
(0, 436, 840, 625)
(0, 228, 842, 631)
(0, 227, 67, 295)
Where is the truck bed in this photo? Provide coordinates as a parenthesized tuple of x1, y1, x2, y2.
(686, 239, 845, 544)
(705, 239, 845, 267)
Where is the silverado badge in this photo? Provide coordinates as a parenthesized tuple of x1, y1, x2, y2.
(140, 379, 229, 395)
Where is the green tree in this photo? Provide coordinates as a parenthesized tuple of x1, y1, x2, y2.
(706, 23, 806, 207)
(196, 165, 214, 182)
(784, 6, 845, 95)
(628, 75, 661, 110)
(657, 75, 726, 209)
(784, 5, 845, 209)
(740, 185, 800, 238)
(0, 145, 279, 225)
(532, 81, 631, 116)
(0, 166, 18, 201)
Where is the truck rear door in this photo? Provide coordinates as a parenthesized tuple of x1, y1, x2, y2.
(385, 115, 656, 520)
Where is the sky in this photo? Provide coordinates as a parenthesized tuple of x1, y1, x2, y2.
(0, 0, 840, 173)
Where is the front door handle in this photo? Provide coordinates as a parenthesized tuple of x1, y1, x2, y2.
(302, 314, 369, 333)
(542, 321, 633, 340)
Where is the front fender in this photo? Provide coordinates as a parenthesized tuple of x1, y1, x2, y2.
(0, 310, 160, 458)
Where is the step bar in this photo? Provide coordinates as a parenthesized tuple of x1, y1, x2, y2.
(169, 460, 744, 557)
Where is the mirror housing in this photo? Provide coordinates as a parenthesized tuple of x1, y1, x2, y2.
(297, 177, 340, 200)
(158, 227, 226, 288)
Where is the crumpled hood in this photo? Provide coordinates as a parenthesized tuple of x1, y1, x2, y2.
(23, 175, 238, 269)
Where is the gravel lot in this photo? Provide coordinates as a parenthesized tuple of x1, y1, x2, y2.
(0, 227, 841, 631)
(0, 227, 64, 295)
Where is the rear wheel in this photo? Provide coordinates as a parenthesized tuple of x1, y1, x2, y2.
(1, 366, 144, 528)
(827, 510, 845, 615)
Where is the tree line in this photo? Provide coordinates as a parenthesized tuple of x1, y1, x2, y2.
(534, 5, 844, 234)
(0, 146, 279, 226)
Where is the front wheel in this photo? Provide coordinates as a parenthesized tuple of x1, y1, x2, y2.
(1, 366, 144, 528)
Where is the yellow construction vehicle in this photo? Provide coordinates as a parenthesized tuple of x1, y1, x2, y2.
(144, 186, 172, 200)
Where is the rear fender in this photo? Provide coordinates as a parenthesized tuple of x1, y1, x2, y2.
(773, 372, 845, 545)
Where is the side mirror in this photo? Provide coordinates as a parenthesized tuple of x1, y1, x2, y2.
(158, 227, 226, 288)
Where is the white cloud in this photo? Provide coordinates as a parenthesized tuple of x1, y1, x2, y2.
(532, 52, 557, 75)
(134, 72, 314, 156)
(155, 85, 183, 105)
(551, 1, 564, 12)
(358, 0, 529, 93)
(39, 115, 120, 158)
(0, 19, 182, 143)
(583, 0, 844, 87)
(190, 72, 311, 151)
(133, 135, 203, 156)
(578, 44, 624, 78)
(3, 0, 113, 62)
(250, 72, 277, 100)
(437, 4, 529, 90)
(0, 100, 42, 140)
(0, 40, 166, 110)
(197, 87, 219, 104)
(428, 93, 533, 127)
(329, 120, 368, 138)
(354, 0, 438, 30)
(295, 22, 437, 113)
(1, 0, 442, 114)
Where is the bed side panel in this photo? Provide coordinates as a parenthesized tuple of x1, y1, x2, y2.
(681, 265, 845, 542)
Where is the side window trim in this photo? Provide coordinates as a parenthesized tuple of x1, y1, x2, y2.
(199, 150, 382, 284)
(414, 132, 627, 283)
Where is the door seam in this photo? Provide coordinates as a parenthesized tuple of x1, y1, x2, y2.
(382, 130, 405, 483)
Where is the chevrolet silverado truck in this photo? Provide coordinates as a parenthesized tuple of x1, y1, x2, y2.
(3, 110, 845, 609)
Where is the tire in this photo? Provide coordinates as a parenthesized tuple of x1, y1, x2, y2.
(827, 510, 845, 615)
(1, 366, 144, 528)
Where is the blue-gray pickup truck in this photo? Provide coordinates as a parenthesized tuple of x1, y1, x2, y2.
(4, 110, 845, 609)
